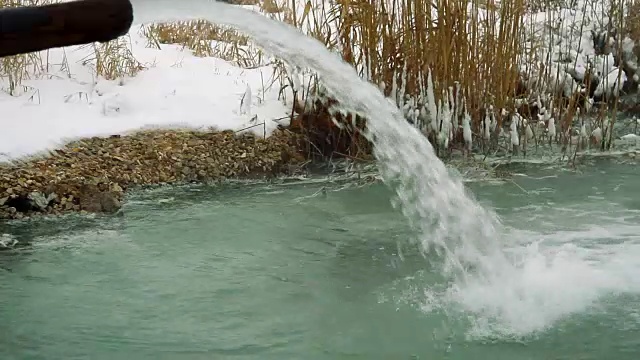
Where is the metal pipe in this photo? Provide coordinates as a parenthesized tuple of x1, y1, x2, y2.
(0, 0, 134, 58)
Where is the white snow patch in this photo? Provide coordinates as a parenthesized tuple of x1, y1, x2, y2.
(0, 31, 290, 162)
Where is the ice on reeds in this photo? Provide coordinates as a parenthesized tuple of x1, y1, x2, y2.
(462, 110, 473, 151)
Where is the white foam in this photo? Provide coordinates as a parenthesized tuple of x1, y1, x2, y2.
(419, 221, 640, 338)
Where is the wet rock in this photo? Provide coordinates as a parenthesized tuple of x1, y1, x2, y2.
(78, 185, 121, 213)
(78, 184, 104, 213)
(100, 192, 122, 213)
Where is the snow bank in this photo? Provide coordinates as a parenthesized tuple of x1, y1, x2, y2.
(0, 30, 290, 162)
(521, 0, 634, 100)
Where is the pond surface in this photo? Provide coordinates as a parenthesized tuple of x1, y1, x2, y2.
(2, 159, 640, 359)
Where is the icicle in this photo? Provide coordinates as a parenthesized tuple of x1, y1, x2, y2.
(463, 110, 472, 150)
(390, 68, 398, 106)
(448, 86, 455, 109)
(585, 98, 593, 113)
(448, 86, 458, 136)
(437, 99, 448, 148)
(483, 113, 491, 140)
(525, 121, 534, 141)
(416, 73, 426, 130)
(592, 127, 603, 144)
(437, 98, 444, 129)
(548, 117, 556, 139)
(441, 96, 453, 142)
(399, 61, 407, 106)
(489, 111, 497, 132)
(511, 116, 520, 147)
(426, 69, 438, 134)
(419, 105, 428, 131)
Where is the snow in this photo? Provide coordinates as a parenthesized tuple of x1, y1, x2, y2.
(0, 30, 290, 163)
(522, 0, 632, 100)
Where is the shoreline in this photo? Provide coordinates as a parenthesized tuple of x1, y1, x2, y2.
(0, 128, 306, 221)
(1, 124, 638, 222)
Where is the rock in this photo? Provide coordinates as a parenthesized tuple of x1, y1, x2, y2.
(100, 192, 121, 213)
(27, 191, 57, 212)
(78, 187, 121, 214)
(78, 184, 105, 213)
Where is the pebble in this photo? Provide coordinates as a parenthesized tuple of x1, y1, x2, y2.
(0, 129, 304, 220)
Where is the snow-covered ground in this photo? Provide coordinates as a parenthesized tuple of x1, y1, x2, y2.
(0, 29, 290, 162)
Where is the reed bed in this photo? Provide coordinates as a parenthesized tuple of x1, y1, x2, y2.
(258, 0, 640, 157)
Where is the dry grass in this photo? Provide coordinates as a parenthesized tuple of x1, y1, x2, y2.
(88, 37, 145, 81)
(142, 20, 268, 67)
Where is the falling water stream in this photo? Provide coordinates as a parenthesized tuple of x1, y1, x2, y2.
(129, 0, 509, 286)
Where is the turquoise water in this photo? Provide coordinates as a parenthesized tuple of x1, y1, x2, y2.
(2, 160, 640, 359)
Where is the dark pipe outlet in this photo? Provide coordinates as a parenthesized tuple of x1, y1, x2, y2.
(0, 0, 133, 58)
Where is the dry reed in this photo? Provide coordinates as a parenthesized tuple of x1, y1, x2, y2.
(142, 20, 268, 67)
